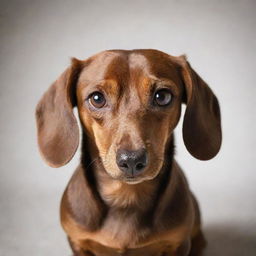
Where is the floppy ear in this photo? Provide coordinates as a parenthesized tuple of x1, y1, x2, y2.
(36, 59, 82, 167)
(179, 56, 222, 160)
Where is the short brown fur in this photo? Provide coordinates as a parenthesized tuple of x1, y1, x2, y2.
(36, 49, 221, 256)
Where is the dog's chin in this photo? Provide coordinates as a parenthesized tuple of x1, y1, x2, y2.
(121, 171, 161, 185)
(103, 162, 163, 185)
(105, 171, 158, 185)
(123, 177, 147, 185)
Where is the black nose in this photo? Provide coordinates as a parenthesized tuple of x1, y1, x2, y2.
(116, 148, 148, 176)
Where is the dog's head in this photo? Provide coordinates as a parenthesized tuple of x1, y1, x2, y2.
(36, 49, 221, 184)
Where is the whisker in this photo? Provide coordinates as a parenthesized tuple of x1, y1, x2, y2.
(86, 157, 100, 169)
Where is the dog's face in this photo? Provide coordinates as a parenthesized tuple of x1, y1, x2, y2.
(76, 50, 183, 183)
(36, 49, 221, 184)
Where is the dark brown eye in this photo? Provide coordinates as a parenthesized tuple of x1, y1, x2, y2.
(154, 89, 172, 106)
(89, 92, 106, 108)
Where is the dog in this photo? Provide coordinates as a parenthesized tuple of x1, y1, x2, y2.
(36, 49, 221, 256)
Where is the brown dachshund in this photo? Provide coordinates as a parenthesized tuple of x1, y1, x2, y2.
(36, 49, 221, 256)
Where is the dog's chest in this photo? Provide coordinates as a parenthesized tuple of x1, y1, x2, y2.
(79, 238, 172, 256)
(73, 208, 186, 256)
(90, 209, 151, 248)
(77, 215, 171, 256)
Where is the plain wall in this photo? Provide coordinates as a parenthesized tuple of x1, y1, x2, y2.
(0, 0, 255, 255)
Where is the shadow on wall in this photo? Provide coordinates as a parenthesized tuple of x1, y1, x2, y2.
(204, 224, 256, 256)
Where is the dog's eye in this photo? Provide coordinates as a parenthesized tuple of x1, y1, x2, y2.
(89, 92, 106, 108)
(154, 89, 172, 106)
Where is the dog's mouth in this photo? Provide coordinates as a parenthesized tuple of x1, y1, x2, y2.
(122, 171, 160, 185)
(101, 153, 163, 185)
(123, 176, 144, 185)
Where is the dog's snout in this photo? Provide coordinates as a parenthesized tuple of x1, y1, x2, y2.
(116, 148, 147, 176)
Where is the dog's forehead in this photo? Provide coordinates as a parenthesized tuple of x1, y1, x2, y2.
(79, 50, 180, 86)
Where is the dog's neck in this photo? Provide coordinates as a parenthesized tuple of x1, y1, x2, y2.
(95, 167, 162, 208)
(81, 132, 174, 210)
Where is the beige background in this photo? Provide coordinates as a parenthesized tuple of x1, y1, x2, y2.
(0, 0, 255, 255)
